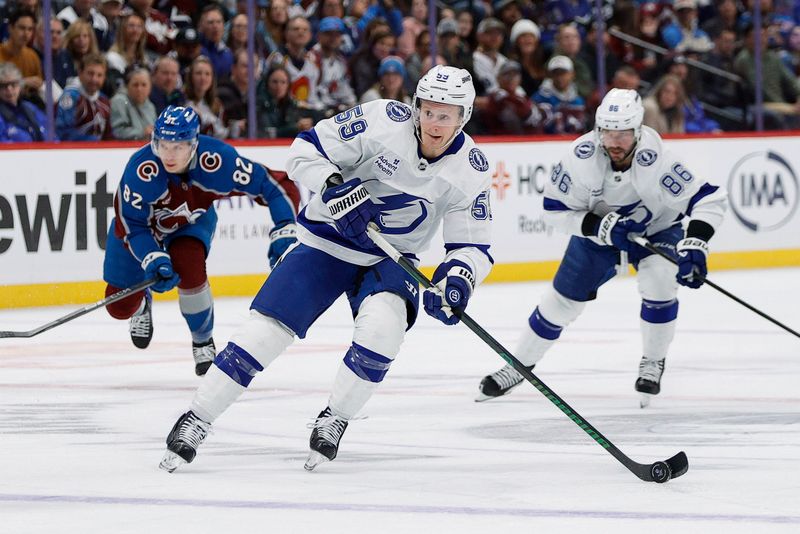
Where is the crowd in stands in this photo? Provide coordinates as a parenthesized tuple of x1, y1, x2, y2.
(1, 0, 800, 142)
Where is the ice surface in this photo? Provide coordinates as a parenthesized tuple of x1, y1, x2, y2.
(1, 268, 798, 533)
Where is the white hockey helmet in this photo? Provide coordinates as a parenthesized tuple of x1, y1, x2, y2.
(413, 65, 476, 138)
(595, 88, 644, 142)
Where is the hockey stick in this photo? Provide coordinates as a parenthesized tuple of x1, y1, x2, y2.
(0, 278, 157, 339)
(631, 236, 800, 340)
(366, 224, 688, 483)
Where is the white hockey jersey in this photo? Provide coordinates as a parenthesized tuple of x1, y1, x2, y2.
(287, 99, 493, 285)
(543, 125, 727, 241)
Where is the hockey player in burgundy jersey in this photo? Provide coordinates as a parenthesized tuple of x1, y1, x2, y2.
(103, 106, 299, 376)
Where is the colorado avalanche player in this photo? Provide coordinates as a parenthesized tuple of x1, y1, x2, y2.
(103, 106, 299, 376)
(158, 65, 493, 473)
(477, 89, 727, 407)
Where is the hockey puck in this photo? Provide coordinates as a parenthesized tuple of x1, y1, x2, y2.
(650, 461, 672, 483)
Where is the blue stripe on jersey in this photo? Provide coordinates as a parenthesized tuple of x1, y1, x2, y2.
(297, 129, 332, 161)
(416, 132, 465, 163)
(686, 184, 719, 215)
(444, 242, 494, 264)
(543, 197, 571, 211)
(298, 208, 420, 261)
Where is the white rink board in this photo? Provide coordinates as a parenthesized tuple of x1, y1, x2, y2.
(0, 135, 798, 286)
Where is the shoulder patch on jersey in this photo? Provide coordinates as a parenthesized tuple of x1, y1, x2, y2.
(385, 101, 411, 122)
(636, 149, 658, 167)
(136, 160, 159, 182)
(199, 151, 222, 173)
(60, 93, 74, 110)
(469, 148, 489, 172)
(574, 141, 595, 159)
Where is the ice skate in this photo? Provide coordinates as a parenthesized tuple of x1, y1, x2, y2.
(192, 338, 216, 376)
(159, 411, 212, 473)
(129, 290, 153, 349)
(304, 407, 349, 471)
(635, 356, 665, 408)
(476, 363, 533, 402)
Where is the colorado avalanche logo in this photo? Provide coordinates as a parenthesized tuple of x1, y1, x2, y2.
(154, 202, 207, 236)
(386, 102, 411, 122)
(636, 149, 658, 167)
(199, 151, 222, 173)
(574, 141, 595, 159)
(137, 160, 159, 182)
(469, 148, 489, 172)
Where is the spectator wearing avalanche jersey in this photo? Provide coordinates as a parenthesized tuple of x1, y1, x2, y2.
(55, 52, 111, 141)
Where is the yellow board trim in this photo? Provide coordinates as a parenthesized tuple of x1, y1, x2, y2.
(1, 249, 799, 309)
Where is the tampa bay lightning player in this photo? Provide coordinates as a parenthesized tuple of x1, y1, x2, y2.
(103, 106, 299, 376)
(159, 65, 493, 473)
(477, 89, 728, 407)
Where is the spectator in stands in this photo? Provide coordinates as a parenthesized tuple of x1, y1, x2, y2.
(256, 65, 313, 138)
(778, 24, 800, 76)
(643, 74, 686, 134)
(105, 12, 148, 93)
(226, 14, 249, 55)
(493, 0, 523, 52)
(624, 1, 668, 83)
(110, 65, 156, 140)
(541, 0, 593, 46)
(662, 0, 714, 53)
(702, 0, 743, 40)
(172, 26, 202, 78)
(310, 16, 356, 117)
(57, 0, 113, 51)
(217, 49, 255, 139)
(438, 17, 478, 88)
(508, 19, 545, 97)
(288, 0, 317, 19)
(701, 28, 746, 129)
(357, 0, 403, 38)
(360, 55, 410, 104)
(483, 60, 542, 135)
(532, 55, 586, 134)
(398, 0, 427, 58)
(184, 55, 228, 139)
(258, 0, 289, 56)
(456, 9, 477, 52)
(267, 16, 323, 112)
(33, 17, 71, 97)
(97, 0, 123, 51)
(473, 17, 508, 96)
(55, 53, 111, 141)
(405, 30, 444, 92)
(735, 21, 800, 129)
(0, 8, 42, 102)
(149, 56, 185, 114)
(199, 4, 233, 81)
(553, 23, 593, 100)
(349, 28, 395, 98)
(128, 0, 176, 57)
(312, 0, 356, 56)
(0, 62, 45, 142)
(63, 19, 99, 88)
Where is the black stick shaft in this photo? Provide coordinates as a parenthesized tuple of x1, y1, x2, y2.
(632, 237, 800, 340)
(0, 278, 157, 339)
(366, 226, 669, 481)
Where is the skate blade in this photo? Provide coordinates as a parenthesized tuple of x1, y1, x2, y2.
(304, 451, 329, 471)
(475, 392, 499, 403)
(159, 450, 186, 473)
(639, 392, 654, 408)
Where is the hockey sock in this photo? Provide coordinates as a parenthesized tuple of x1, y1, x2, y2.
(191, 364, 246, 423)
(179, 282, 214, 343)
(640, 299, 678, 360)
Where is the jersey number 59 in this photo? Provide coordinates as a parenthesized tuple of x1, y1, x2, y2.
(335, 105, 368, 141)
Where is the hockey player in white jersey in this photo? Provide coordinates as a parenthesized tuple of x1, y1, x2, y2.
(477, 88, 727, 407)
(159, 65, 493, 472)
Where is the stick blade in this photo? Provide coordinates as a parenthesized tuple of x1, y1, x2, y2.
(0, 331, 28, 339)
(665, 451, 689, 479)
